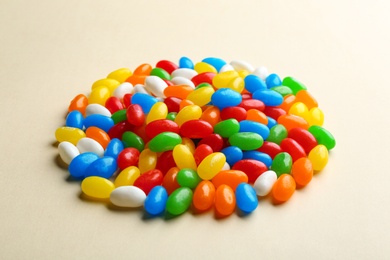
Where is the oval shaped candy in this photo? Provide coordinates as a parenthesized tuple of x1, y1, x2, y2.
(212, 170, 248, 191)
(232, 159, 267, 183)
(81, 176, 115, 199)
(229, 132, 263, 151)
(84, 156, 117, 179)
(308, 144, 329, 171)
(215, 184, 236, 216)
(58, 141, 80, 165)
(272, 174, 296, 202)
(144, 186, 168, 215)
(193, 180, 215, 211)
(235, 183, 258, 213)
(166, 187, 193, 215)
(110, 186, 146, 207)
(253, 170, 278, 196)
(133, 169, 164, 195)
(69, 152, 99, 178)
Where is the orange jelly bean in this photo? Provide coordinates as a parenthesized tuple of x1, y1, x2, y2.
(295, 90, 318, 109)
(179, 99, 195, 110)
(215, 184, 236, 216)
(200, 106, 221, 127)
(212, 170, 248, 191)
(85, 126, 111, 149)
(133, 63, 152, 75)
(193, 180, 215, 211)
(163, 85, 194, 99)
(162, 167, 180, 195)
(68, 94, 88, 115)
(272, 174, 296, 202)
(277, 114, 309, 131)
(291, 157, 313, 187)
(279, 94, 296, 113)
(246, 109, 268, 125)
(125, 75, 146, 85)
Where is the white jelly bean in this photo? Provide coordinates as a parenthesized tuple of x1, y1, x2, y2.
(170, 76, 195, 88)
(113, 82, 133, 99)
(110, 186, 146, 207)
(222, 162, 230, 171)
(132, 84, 150, 94)
(171, 68, 198, 79)
(252, 66, 269, 80)
(230, 60, 254, 73)
(144, 76, 168, 98)
(253, 170, 278, 196)
(58, 141, 80, 165)
(76, 137, 104, 157)
(85, 104, 112, 117)
(219, 64, 235, 73)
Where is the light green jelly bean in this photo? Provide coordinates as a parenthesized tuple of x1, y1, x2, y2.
(177, 168, 201, 189)
(148, 132, 182, 152)
(166, 112, 177, 121)
(196, 83, 212, 89)
(282, 77, 307, 95)
(122, 131, 145, 152)
(308, 125, 336, 150)
(214, 119, 240, 138)
(150, 67, 171, 80)
(271, 152, 293, 177)
(229, 132, 263, 150)
(111, 109, 127, 124)
(166, 187, 193, 215)
(270, 86, 293, 97)
(267, 124, 288, 144)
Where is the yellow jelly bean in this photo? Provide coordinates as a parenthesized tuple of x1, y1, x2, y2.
(197, 152, 226, 180)
(81, 176, 115, 199)
(88, 86, 110, 106)
(138, 149, 157, 173)
(181, 137, 195, 154)
(107, 68, 132, 83)
(186, 86, 215, 107)
(237, 70, 250, 79)
(55, 126, 86, 145)
(91, 78, 120, 93)
(174, 104, 202, 126)
(289, 102, 309, 121)
(308, 144, 329, 171)
(227, 77, 245, 93)
(173, 144, 197, 170)
(212, 71, 239, 89)
(194, 62, 217, 74)
(307, 107, 324, 126)
(146, 102, 168, 124)
(114, 166, 141, 187)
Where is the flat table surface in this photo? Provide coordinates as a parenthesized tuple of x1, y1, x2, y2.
(1, 0, 389, 259)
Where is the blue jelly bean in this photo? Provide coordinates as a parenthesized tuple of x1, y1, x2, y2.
(265, 73, 282, 88)
(244, 75, 267, 93)
(267, 117, 277, 129)
(104, 138, 124, 159)
(179, 56, 194, 69)
(235, 183, 258, 213)
(131, 93, 158, 114)
(65, 110, 84, 129)
(252, 89, 283, 106)
(211, 88, 242, 110)
(83, 114, 114, 133)
(68, 152, 99, 179)
(84, 156, 117, 179)
(202, 57, 226, 72)
(242, 151, 272, 168)
(144, 186, 168, 215)
(239, 120, 270, 140)
(221, 146, 243, 167)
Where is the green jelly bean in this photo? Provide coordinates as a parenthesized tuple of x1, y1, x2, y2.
(150, 67, 171, 80)
(166, 187, 193, 215)
(229, 132, 263, 150)
(111, 109, 127, 124)
(196, 83, 212, 89)
(148, 132, 182, 152)
(166, 112, 177, 121)
(214, 119, 240, 138)
(282, 77, 307, 95)
(308, 125, 336, 150)
(271, 152, 293, 177)
(122, 131, 145, 152)
(177, 168, 201, 189)
(270, 86, 293, 97)
(267, 124, 287, 144)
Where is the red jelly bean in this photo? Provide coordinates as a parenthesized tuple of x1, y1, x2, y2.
(145, 119, 180, 139)
(122, 93, 132, 108)
(133, 169, 163, 195)
(126, 104, 145, 126)
(105, 96, 124, 114)
(232, 159, 267, 183)
(238, 99, 265, 111)
(198, 134, 224, 152)
(162, 167, 180, 195)
(287, 128, 318, 154)
(107, 121, 133, 139)
(280, 138, 306, 162)
(220, 107, 247, 122)
(117, 148, 140, 170)
(163, 79, 174, 86)
(164, 96, 182, 113)
(156, 60, 178, 74)
(257, 141, 282, 159)
(263, 107, 286, 120)
(241, 93, 252, 99)
(191, 72, 216, 86)
(156, 151, 176, 175)
(180, 120, 213, 139)
(194, 144, 214, 165)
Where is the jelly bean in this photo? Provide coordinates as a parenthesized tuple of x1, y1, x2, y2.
(194, 144, 214, 165)
(166, 187, 193, 215)
(179, 57, 194, 69)
(252, 66, 269, 80)
(211, 88, 242, 110)
(83, 114, 114, 133)
(179, 99, 194, 110)
(81, 176, 115, 199)
(122, 93, 132, 108)
(171, 68, 197, 79)
(253, 89, 283, 106)
(84, 156, 117, 179)
(114, 166, 140, 187)
(182, 138, 196, 154)
(111, 109, 127, 124)
(246, 109, 268, 124)
(132, 84, 149, 94)
(150, 67, 171, 81)
(214, 119, 240, 138)
(220, 146, 243, 167)
(88, 86, 110, 106)
(200, 106, 221, 127)
(280, 138, 306, 162)
(77, 137, 104, 157)
(198, 134, 225, 152)
(176, 168, 201, 189)
(289, 102, 309, 120)
(144, 119, 179, 139)
(306, 107, 324, 126)
(265, 73, 282, 88)
(163, 85, 193, 99)
(291, 157, 313, 187)
(263, 107, 286, 121)
(170, 76, 195, 88)
(91, 78, 120, 93)
(148, 132, 182, 152)
(282, 77, 307, 95)
(146, 102, 168, 124)
(197, 152, 226, 180)
(166, 112, 177, 121)
(194, 62, 217, 74)
(238, 99, 265, 111)
(131, 93, 158, 114)
(257, 141, 282, 159)
(126, 75, 146, 85)
(122, 131, 144, 152)
(287, 127, 317, 154)
(107, 68, 132, 83)
(156, 60, 179, 74)
(105, 96, 124, 114)
(133, 63, 152, 75)
(144, 76, 168, 98)
(272, 174, 296, 202)
(133, 169, 163, 195)
(110, 186, 146, 207)
(277, 114, 309, 131)
(230, 60, 254, 72)
(174, 104, 202, 126)
(117, 148, 140, 170)
(228, 132, 263, 151)
(162, 167, 180, 195)
(113, 82, 133, 99)
(308, 125, 336, 150)
(55, 126, 86, 145)
(244, 74, 267, 93)
(235, 183, 258, 213)
(104, 138, 124, 159)
(173, 144, 197, 170)
(191, 72, 215, 86)
(212, 170, 248, 191)
(270, 86, 293, 97)
(138, 149, 157, 173)
(242, 151, 272, 168)
(280, 94, 297, 112)
(220, 106, 247, 122)
(202, 57, 226, 72)
(68, 152, 99, 178)
(226, 76, 245, 93)
(180, 119, 213, 139)
(308, 144, 329, 171)
(193, 180, 215, 211)
(126, 104, 145, 126)
(86, 126, 110, 149)
(267, 124, 288, 144)
(271, 152, 293, 177)
(58, 141, 80, 165)
(253, 170, 277, 196)
(68, 94, 88, 115)
(107, 121, 133, 140)
(266, 116, 277, 129)
(186, 86, 214, 107)
(66, 110, 84, 129)
(212, 70, 239, 89)
(144, 185, 168, 215)
(214, 184, 236, 216)
(239, 120, 270, 140)
(295, 90, 318, 109)
(232, 159, 267, 183)
(219, 64, 235, 73)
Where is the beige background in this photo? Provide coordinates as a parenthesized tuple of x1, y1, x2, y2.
(1, 0, 389, 259)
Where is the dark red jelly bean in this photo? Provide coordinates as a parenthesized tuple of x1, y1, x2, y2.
(133, 169, 164, 195)
(232, 159, 267, 183)
(194, 144, 214, 165)
(263, 107, 286, 120)
(117, 148, 140, 170)
(191, 72, 216, 86)
(164, 96, 182, 113)
(145, 119, 180, 139)
(122, 93, 132, 108)
(180, 120, 213, 139)
(287, 127, 318, 154)
(280, 138, 306, 162)
(257, 141, 282, 159)
(238, 99, 265, 111)
(105, 96, 124, 114)
(156, 60, 178, 74)
(126, 104, 145, 126)
(220, 107, 247, 122)
(107, 121, 133, 139)
(198, 134, 224, 152)
(156, 151, 176, 175)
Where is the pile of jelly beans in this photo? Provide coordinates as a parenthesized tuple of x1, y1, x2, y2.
(55, 57, 335, 217)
